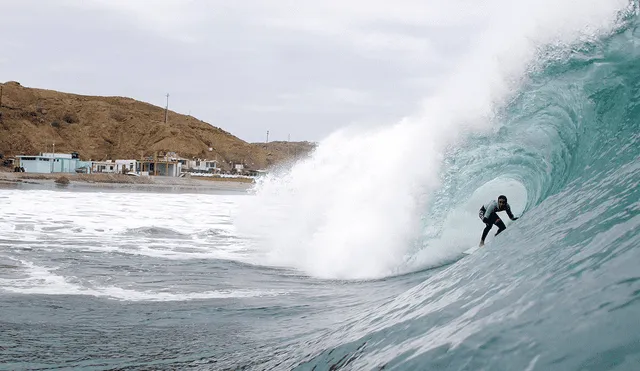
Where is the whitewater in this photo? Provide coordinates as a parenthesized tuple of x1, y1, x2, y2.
(1, 0, 639, 370)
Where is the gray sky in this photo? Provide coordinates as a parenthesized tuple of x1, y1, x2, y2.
(0, 0, 481, 143)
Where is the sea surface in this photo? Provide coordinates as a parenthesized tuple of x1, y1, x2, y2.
(2, 2, 640, 371)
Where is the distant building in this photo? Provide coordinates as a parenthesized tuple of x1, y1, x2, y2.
(138, 153, 182, 177)
(186, 158, 218, 173)
(115, 159, 137, 174)
(16, 150, 186, 177)
(16, 152, 87, 173)
(91, 159, 151, 175)
(91, 160, 119, 174)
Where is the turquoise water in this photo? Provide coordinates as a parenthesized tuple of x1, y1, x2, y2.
(283, 13, 640, 370)
(1, 6, 640, 371)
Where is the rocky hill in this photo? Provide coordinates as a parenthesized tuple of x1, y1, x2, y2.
(0, 81, 316, 170)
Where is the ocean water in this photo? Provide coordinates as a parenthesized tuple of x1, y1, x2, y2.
(2, 2, 640, 371)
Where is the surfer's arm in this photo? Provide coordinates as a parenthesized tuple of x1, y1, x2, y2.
(483, 203, 497, 222)
(479, 206, 486, 220)
(506, 204, 518, 220)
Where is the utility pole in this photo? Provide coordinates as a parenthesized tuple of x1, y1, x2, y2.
(265, 130, 269, 153)
(0, 85, 3, 108)
(51, 142, 55, 173)
(164, 93, 169, 124)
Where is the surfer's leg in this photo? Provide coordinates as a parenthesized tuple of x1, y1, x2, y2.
(481, 223, 492, 244)
(494, 219, 506, 236)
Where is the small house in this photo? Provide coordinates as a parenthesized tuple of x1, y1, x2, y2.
(115, 160, 138, 174)
(16, 152, 82, 173)
(91, 160, 119, 174)
(138, 154, 181, 177)
(187, 158, 218, 173)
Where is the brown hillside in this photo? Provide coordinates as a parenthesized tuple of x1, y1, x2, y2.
(0, 81, 316, 170)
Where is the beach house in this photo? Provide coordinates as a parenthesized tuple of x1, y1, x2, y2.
(91, 159, 140, 175)
(138, 152, 182, 177)
(16, 152, 91, 173)
(186, 158, 218, 173)
(91, 160, 119, 174)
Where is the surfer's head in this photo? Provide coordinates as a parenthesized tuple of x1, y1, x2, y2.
(498, 195, 507, 208)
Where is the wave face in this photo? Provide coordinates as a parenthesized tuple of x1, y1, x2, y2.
(232, 2, 640, 370)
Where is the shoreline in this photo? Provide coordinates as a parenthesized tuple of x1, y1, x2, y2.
(0, 172, 255, 193)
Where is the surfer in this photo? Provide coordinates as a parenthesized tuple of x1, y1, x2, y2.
(478, 195, 519, 247)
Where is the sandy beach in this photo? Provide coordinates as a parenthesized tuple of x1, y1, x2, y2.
(0, 171, 254, 193)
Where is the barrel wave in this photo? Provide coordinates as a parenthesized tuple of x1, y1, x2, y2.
(234, 4, 640, 370)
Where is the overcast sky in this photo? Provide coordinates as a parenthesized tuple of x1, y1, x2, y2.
(2, 1, 627, 143)
(0, 0, 488, 143)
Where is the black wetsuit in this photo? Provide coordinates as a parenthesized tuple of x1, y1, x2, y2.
(479, 200, 516, 242)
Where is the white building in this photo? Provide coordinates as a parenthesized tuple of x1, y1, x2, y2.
(115, 160, 138, 174)
(91, 160, 119, 174)
(186, 159, 218, 173)
(92, 160, 147, 175)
